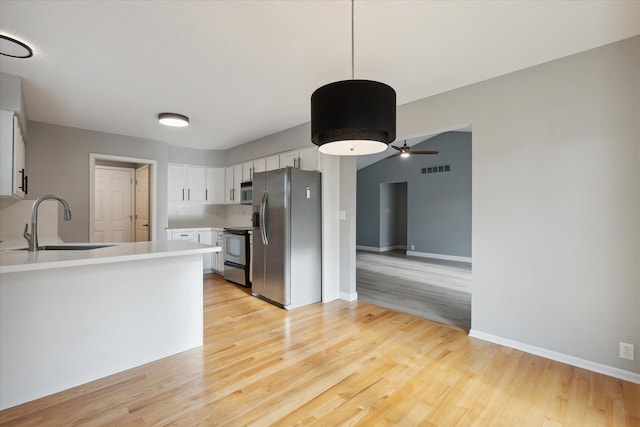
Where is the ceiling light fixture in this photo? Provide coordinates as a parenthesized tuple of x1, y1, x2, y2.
(0, 34, 33, 58)
(158, 112, 189, 127)
(310, 0, 395, 156)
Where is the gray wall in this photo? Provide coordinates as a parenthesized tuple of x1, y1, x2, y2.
(357, 131, 472, 257)
(26, 122, 169, 242)
(225, 122, 310, 165)
(396, 36, 639, 374)
(168, 145, 226, 167)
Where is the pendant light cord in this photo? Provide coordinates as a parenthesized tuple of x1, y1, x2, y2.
(351, 0, 355, 80)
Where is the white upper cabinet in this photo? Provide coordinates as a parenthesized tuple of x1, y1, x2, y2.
(279, 150, 298, 168)
(253, 158, 266, 174)
(242, 161, 253, 182)
(279, 147, 319, 171)
(167, 164, 186, 202)
(298, 146, 320, 171)
(0, 110, 27, 199)
(186, 166, 206, 202)
(225, 164, 243, 204)
(265, 155, 280, 171)
(224, 167, 234, 204)
(167, 148, 318, 206)
(205, 167, 225, 205)
(168, 164, 206, 202)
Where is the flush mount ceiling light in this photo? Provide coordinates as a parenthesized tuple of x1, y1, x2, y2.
(0, 34, 33, 58)
(158, 112, 189, 127)
(310, 0, 395, 156)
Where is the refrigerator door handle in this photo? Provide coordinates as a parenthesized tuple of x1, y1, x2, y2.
(260, 191, 269, 245)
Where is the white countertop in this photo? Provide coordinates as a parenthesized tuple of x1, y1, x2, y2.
(0, 241, 220, 274)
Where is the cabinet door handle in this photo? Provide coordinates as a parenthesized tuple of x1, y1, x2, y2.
(206, 189, 208, 201)
(182, 188, 185, 200)
(19, 169, 28, 194)
(188, 188, 191, 200)
(180, 234, 189, 237)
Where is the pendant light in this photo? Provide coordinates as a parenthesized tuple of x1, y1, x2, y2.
(310, 0, 396, 156)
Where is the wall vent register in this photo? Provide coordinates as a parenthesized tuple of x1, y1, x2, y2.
(422, 165, 451, 174)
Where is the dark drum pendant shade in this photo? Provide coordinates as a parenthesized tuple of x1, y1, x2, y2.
(311, 79, 396, 156)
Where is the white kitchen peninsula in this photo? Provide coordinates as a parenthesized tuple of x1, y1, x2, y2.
(0, 240, 219, 410)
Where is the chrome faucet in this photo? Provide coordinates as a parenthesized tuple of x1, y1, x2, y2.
(24, 194, 72, 251)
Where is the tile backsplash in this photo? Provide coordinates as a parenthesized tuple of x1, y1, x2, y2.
(0, 199, 62, 247)
(167, 203, 252, 229)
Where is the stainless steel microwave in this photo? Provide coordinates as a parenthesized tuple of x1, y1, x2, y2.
(240, 181, 252, 205)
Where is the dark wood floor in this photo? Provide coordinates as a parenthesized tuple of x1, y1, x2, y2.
(1, 275, 638, 426)
(357, 250, 472, 330)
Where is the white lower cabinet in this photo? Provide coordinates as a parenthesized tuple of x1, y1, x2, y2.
(166, 228, 223, 273)
(197, 230, 213, 271)
(214, 230, 224, 272)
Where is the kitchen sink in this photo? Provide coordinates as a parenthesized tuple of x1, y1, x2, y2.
(15, 244, 114, 251)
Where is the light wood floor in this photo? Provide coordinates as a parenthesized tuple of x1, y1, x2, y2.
(357, 250, 472, 331)
(1, 274, 638, 426)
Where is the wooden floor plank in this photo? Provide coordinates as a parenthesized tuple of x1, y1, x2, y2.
(0, 274, 637, 426)
(356, 250, 472, 330)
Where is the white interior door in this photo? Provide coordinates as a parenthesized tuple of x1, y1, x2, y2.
(94, 166, 134, 242)
(135, 164, 150, 242)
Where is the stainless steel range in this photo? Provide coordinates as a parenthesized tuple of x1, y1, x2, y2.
(223, 227, 251, 287)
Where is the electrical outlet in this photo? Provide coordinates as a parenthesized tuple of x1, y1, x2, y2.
(410, 245, 415, 250)
(620, 342, 634, 360)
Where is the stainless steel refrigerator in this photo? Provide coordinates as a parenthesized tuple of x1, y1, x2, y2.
(251, 167, 321, 309)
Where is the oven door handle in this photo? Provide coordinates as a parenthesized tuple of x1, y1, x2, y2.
(260, 191, 268, 246)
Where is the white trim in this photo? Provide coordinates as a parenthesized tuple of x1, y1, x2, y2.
(469, 329, 640, 384)
(406, 250, 472, 263)
(356, 245, 406, 252)
(89, 154, 158, 242)
(340, 291, 358, 302)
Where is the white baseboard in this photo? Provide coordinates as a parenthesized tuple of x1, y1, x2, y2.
(469, 329, 640, 384)
(340, 291, 358, 302)
(356, 245, 407, 252)
(406, 251, 472, 263)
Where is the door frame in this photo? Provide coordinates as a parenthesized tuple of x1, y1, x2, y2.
(89, 153, 158, 242)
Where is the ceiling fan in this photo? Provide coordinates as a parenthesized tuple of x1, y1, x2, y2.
(390, 140, 438, 158)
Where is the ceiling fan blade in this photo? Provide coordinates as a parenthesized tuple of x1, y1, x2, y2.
(390, 145, 402, 152)
(410, 150, 439, 155)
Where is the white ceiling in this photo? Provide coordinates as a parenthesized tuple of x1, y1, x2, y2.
(1, 1, 638, 151)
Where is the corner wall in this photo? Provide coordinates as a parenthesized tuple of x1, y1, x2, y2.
(399, 36, 639, 376)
